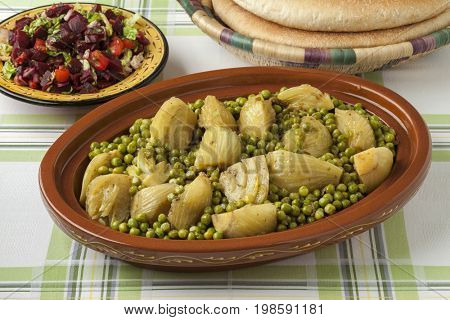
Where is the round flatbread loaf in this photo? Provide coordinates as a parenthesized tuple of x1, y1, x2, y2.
(232, 0, 449, 32)
(214, 0, 450, 48)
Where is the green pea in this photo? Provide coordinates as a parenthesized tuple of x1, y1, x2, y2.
(260, 89, 271, 99)
(98, 165, 109, 175)
(302, 205, 313, 215)
(297, 214, 306, 224)
(213, 232, 223, 240)
(157, 214, 167, 223)
(187, 232, 196, 240)
(167, 230, 178, 239)
(214, 205, 224, 214)
(112, 166, 124, 174)
(111, 220, 120, 230)
(167, 193, 176, 202)
(177, 229, 188, 239)
(384, 133, 395, 142)
(318, 197, 329, 207)
(204, 229, 214, 240)
(307, 216, 316, 224)
(324, 184, 335, 194)
(124, 154, 134, 164)
(280, 203, 292, 214)
(345, 147, 356, 157)
(277, 210, 287, 221)
(155, 227, 164, 238)
(135, 212, 147, 223)
(175, 185, 184, 195)
(277, 224, 287, 231)
(290, 205, 300, 217)
(314, 208, 325, 220)
(298, 186, 309, 197)
(129, 185, 138, 195)
(324, 203, 336, 215)
(127, 141, 137, 154)
(129, 227, 140, 236)
(160, 222, 170, 232)
(349, 194, 359, 204)
(145, 229, 156, 238)
(236, 97, 247, 106)
(119, 223, 129, 233)
(201, 213, 212, 225)
(348, 183, 359, 194)
(127, 218, 138, 229)
(342, 199, 351, 208)
(140, 222, 149, 233)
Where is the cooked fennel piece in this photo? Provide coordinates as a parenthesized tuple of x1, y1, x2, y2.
(199, 95, 237, 129)
(335, 109, 375, 152)
(85, 174, 131, 224)
(129, 149, 170, 187)
(283, 116, 332, 157)
(354, 147, 394, 192)
(266, 150, 343, 192)
(277, 84, 334, 110)
(168, 173, 212, 230)
(212, 203, 277, 238)
(194, 126, 241, 169)
(131, 183, 176, 223)
(238, 94, 275, 138)
(80, 150, 122, 205)
(149, 97, 197, 150)
(219, 155, 269, 204)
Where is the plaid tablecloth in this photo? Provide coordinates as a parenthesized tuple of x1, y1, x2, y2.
(0, 0, 449, 300)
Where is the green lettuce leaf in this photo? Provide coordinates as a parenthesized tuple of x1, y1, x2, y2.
(123, 13, 141, 40)
(47, 50, 72, 64)
(2, 60, 16, 79)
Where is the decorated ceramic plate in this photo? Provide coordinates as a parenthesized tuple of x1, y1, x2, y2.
(0, 3, 168, 106)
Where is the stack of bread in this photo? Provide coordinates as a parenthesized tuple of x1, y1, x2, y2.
(212, 0, 450, 49)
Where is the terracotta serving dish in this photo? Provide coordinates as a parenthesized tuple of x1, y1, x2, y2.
(39, 67, 431, 271)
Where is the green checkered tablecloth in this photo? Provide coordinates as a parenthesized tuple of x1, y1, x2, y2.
(0, 0, 449, 300)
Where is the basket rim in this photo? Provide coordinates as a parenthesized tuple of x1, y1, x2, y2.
(177, 0, 450, 67)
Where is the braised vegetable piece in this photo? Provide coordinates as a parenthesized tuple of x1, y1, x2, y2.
(212, 203, 277, 238)
(199, 95, 237, 129)
(266, 150, 343, 192)
(80, 150, 122, 205)
(283, 116, 332, 157)
(129, 149, 170, 187)
(354, 147, 394, 192)
(219, 155, 269, 204)
(85, 174, 131, 225)
(238, 94, 275, 138)
(168, 173, 212, 230)
(335, 109, 375, 152)
(277, 84, 334, 110)
(131, 183, 176, 223)
(150, 97, 197, 150)
(195, 127, 241, 169)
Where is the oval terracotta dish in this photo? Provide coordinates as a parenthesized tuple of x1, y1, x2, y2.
(0, 3, 168, 106)
(39, 67, 431, 271)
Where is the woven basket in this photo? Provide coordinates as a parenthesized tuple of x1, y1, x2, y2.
(178, 0, 450, 74)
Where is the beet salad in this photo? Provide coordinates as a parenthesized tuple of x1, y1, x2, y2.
(0, 3, 150, 94)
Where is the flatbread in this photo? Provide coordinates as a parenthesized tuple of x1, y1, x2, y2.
(214, 0, 450, 48)
(232, 0, 449, 32)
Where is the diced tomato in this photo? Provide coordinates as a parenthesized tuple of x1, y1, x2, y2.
(54, 66, 70, 83)
(109, 37, 124, 57)
(28, 80, 39, 89)
(15, 52, 27, 65)
(34, 38, 46, 52)
(89, 50, 110, 71)
(122, 38, 135, 49)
